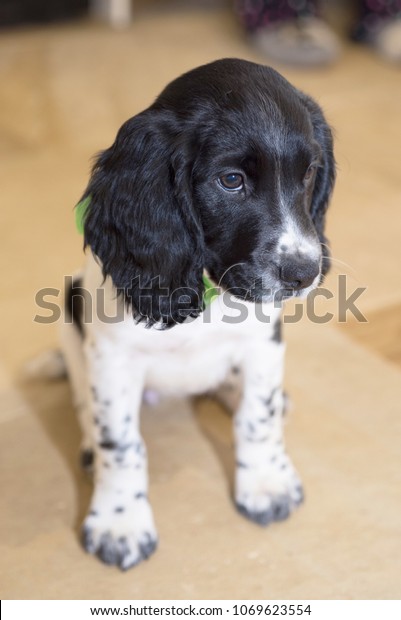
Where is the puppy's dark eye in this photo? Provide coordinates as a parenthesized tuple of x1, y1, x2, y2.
(218, 173, 244, 191)
(304, 164, 317, 183)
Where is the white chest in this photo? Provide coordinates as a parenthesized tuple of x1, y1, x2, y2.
(84, 256, 281, 397)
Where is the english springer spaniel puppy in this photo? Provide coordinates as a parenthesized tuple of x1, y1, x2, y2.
(62, 58, 335, 570)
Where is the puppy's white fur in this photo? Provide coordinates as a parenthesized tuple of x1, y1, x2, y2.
(62, 253, 305, 569)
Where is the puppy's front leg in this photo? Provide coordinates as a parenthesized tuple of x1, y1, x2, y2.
(81, 335, 157, 570)
(234, 320, 304, 526)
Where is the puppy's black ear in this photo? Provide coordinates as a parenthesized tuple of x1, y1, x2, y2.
(81, 110, 205, 327)
(302, 95, 336, 277)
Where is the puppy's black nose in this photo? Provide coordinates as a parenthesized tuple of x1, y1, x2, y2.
(280, 259, 320, 290)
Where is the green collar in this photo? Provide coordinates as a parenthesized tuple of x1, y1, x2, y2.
(202, 272, 220, 306)
(75, 195, 91, 235)
(75, 196, 219, 306)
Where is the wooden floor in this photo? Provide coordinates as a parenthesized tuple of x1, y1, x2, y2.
(1, 6, 401, 600)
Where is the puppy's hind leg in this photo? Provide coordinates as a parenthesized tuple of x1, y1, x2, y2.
(61, 275, 94, 471)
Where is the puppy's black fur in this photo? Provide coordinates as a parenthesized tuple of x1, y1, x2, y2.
(82, 58, 335, 327)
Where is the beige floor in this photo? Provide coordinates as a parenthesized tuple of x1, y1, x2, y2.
(1, 6, 401, 600)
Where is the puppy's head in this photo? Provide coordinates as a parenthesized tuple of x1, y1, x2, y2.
(82, 58, 335, 326)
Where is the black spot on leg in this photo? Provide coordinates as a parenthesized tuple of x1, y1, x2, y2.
(236, 461, 249, 469)
(259, 391, 273, 408)
(124, 415, 132, 423)
(134, 492, 147, 500)
(259, 387, 281, 417)
(99, 440, 118, 450)
(113, 441, 135, 465)
(232, 366, 240, 375)
(244, 434, 269, 443)
(247, 421, 256, 434)
(114, 506, 125, 513)
(120, 442, 134, 452)
(90, 386, 98, 402)
(271, 317, 282, 343)
(100, 425, 113, 444)
(80, 449, 94, 470)
(133, 441, 145, 457)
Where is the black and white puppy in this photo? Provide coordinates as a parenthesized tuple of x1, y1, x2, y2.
(62, 58, 335, 570)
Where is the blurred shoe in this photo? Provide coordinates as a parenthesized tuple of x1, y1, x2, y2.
(370, 18, 401, 63)
(250, 17, 341, 67)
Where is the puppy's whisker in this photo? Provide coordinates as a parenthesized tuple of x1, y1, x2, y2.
(215, 262, 246, 288)
(319, 243, 357, 276)
(328, 258, 356, 274)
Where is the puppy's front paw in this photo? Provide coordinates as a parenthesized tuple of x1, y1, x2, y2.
(82, 497, 158, 570)
(235, 458, 304, 527)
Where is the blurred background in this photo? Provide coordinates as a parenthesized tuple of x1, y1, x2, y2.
(1, 0, 400, 600)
